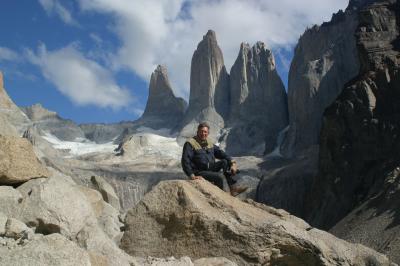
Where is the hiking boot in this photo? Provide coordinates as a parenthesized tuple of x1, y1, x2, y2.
(229, 185, 248, 197)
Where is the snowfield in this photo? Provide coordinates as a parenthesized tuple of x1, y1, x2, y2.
(42, 132, 118, 156)
(41, 127, 182, 160)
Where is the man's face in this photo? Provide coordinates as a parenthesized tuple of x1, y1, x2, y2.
(197, 127, 209, 141)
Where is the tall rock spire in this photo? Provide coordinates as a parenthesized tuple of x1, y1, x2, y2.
(142, 65, 186, 127)
(225, 42, 288, 155)
(188, 30, 230, 118)
(179, 30, 229, 141)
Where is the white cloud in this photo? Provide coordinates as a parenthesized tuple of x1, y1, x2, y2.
(26, 44, 133, 109)
(77, 0, 348, 98)
(0, 47, 20, 62)
(38, 0, 79, 26)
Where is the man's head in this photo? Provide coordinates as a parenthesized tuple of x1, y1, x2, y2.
(196, 122, 210, 141)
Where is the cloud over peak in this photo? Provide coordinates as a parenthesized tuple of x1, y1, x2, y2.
(75, 0, 348, 98)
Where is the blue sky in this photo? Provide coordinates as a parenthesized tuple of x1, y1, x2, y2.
(0, 0, 348, 124)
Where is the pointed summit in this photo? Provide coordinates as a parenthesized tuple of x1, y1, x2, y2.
(140, 65, 187, 129)
(226, 42, 288, 155)
(180, 30, 229, 141)
(204, 29, 217, 41)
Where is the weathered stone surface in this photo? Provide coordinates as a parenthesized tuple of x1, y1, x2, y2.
(0, 71, 31, 134)
(281, 5, 360, 157)
(0, 115, 18, 137)
(0, 186, 22, 218)
(16, 176, 96, 238)
(79, 186, 123, 243)
(134, 256, 193, 266)
(180, 30, 229, 142)
(0, 175, 133, 265)
(0, 136, 49, 185)
(226, 42, 288, 155)
(91, 175, 121, 211)
(194, 257, 237, 266)
(121, 180, 393, 266)
(141, 65, 187, 129)
(0, 212, 7, 236)
(305, 1, 400, 264)
(0, 233, 91, 266)
(77, 224, 134, 266)
(4, 218, 33, 240)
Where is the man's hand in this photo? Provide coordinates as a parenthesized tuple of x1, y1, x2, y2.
(191, 175, 203, 180)
(230, 162, 238, 176)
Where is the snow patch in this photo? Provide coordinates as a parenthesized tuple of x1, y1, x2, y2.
(42, 132, 118, 157)
(123, 131, 181, 160)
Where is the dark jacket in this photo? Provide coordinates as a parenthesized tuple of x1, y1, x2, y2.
(181, 137, 232, 177)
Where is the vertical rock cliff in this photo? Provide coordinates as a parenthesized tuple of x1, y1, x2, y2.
(281, 6, 361, 157)
(306, 0, 400, 262)
(225, 42, 288, 155)
(180, 30, 230, 141)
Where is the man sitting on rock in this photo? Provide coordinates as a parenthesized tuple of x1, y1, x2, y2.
(181, 122, 247, 196)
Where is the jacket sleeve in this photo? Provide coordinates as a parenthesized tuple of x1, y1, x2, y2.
(181, 142, 195, 177)
(213, 144, 232, 163)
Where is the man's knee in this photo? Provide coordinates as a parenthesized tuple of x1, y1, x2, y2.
(201, 172, 224, 190)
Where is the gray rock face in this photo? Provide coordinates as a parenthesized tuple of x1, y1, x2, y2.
(281, 7, 360, 157)
(79, 121, 134, 144)
(256, 146, 319, 218)
(0, 233, 92, 266)
(91, 175, 121, 211)
(226, 42, 288, 155)
(180, 30, 229, 141)
(22, 103, 85, 141)
(0, 135, 49, 185)
(121, 180, 393, 266)
(0, 71, 30, 134)
(22, 103, 57, 121)
(141, 65, 187, 129)
(305, 0, 400, 263)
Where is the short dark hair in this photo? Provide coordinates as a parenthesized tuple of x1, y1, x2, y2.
(197, 122, 210, 131)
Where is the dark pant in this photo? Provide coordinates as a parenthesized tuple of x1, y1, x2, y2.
(196, 160, 236, 190)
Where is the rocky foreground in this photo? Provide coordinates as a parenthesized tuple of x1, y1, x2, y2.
(0, 132, 394, 265)
(121, 179, 394, 266)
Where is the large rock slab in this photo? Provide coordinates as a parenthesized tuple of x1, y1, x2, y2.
(0, 233, 91, 266)
(0, 135, 49, 185)
(16, 176, 96, 238)
(121, 180, 393, 266)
